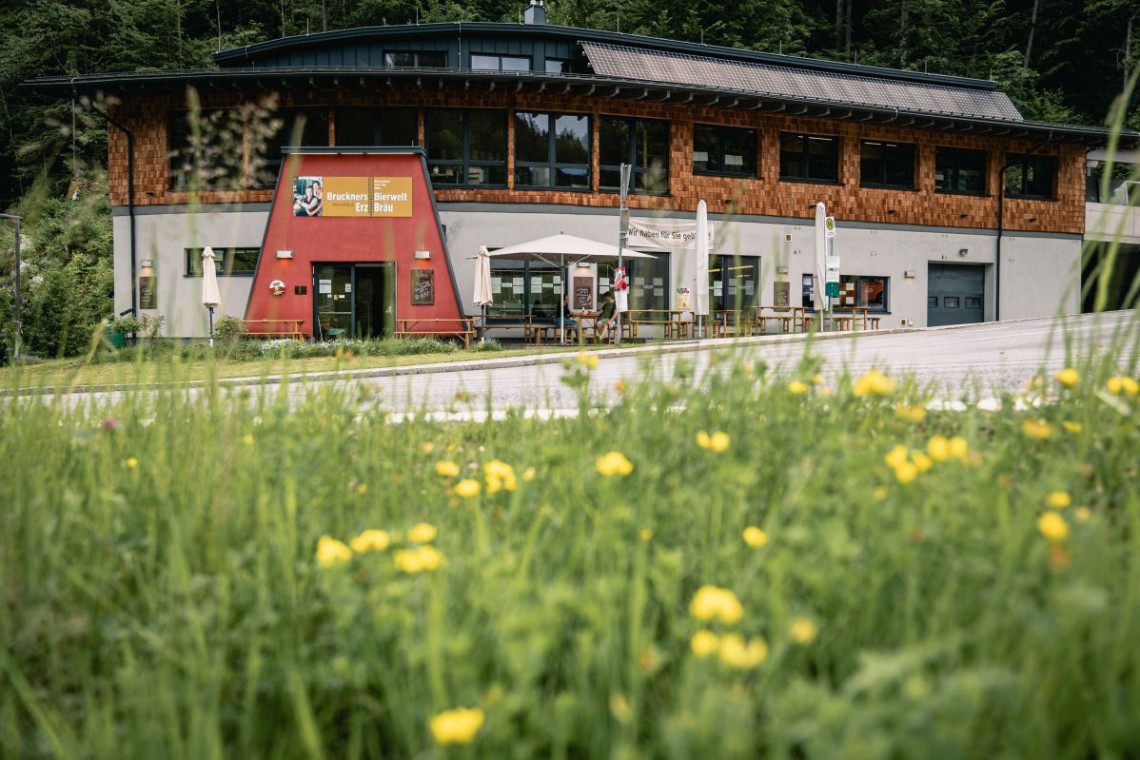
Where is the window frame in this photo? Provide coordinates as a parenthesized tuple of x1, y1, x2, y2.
(860, 140, 916, 190)
(424, 108, 507, 188)
(693, 124, 759, 178)
(1004, 153, 1058, 200)
(488, 259, 562, 316)
(597, 254, 671, 311)
(333, 107, 418, 147)
(470, 53, 531, 72)
(837, 274, 890, 313)
(708, 254, 761, 311)
(599, 116, 671, 195)
(384, 51, 447, 68)
(513, 111, 592, 190)
(935, 147, 988, 196)
(185, 247, 260, 277)
(779, 132, 841, 184)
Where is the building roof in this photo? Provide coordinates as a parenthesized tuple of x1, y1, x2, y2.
(20, 21, 1138, 147)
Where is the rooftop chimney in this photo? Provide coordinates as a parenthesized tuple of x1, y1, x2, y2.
(524, 0, 546, 24)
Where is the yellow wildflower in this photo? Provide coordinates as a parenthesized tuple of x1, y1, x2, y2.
(717, 633, 768, 669)
(853, 368, 897, 397)
(1123, 377, 1140, 396)
(1037, 511, 1069, 543)
(896, 404, 927, 423)
(243, 433, 255, 446)
(811, 374, 825, 386)
(640, 528, 654, 541)
(356, 483, 368, 495)
(125, 457, 138, 469)
(742, 526, 770, 548)
(395, 545, 444, 574)
(1075, 506, 1091, 521)
(696, 431, 711, 449)
(1022, 420, 1053, 440)
(596, 451, 633, 477)
(894, 461, 919, 484)
(1062, 421, 1082, 434)
(435, 460, 460, 478)
(787, 380, 809, 395)
(454, 479, 481, 498)
(948, 436, 969, 460)
(1107, 376, 1123, 394)
(690, 630, 720, 658)
(1045, 491, 1071, 509)
(926, 435, 950, 462)
(608, 693, 633, 723)
(315, 536, 352, 568)
(349, 529, 391, 553)
(885, 445, 909, 469)
(429, 707, 484, 745)
(707, 431, 731, 452)
(689, 586, 744, 624)
(484, 460, 517, 493)
(873, 486, 888, 501)
(789, 617, 818, 645)
(911, 451, 933, 473)
(420, 442, 436, 453)
(522, 467, 536, 481)
(1055, 368, 1079, 388)
(408, 523, 438, 543)
(576, 352, 599, 369)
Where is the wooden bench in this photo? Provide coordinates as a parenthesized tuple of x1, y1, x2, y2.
(479, 314, 536, 343)
(395, 317, 475, 349)
(244, 319, 305, 340)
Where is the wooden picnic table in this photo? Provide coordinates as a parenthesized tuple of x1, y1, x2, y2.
(395, 317, 475, 348)
(244, 318, 306, 340)
(752, 306, 806, 334)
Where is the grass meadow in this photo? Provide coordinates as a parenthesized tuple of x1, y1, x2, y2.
(2, 333, 1140, 759)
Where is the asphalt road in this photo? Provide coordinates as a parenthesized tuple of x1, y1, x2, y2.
(38, 311, 1139, 415)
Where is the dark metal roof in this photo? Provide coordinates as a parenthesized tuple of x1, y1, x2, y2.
(581, 41, 1023, 122)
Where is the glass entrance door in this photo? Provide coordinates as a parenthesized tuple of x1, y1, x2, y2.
(313, 263, 396, 340)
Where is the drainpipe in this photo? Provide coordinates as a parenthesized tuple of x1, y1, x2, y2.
(995, 136, 1051, 322)
(92, 98, 138, 318)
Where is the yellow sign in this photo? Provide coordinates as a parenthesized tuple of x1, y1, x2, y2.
(294, 176, 413, 218)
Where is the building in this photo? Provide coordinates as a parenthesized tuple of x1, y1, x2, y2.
(23, 5, 1139, 339)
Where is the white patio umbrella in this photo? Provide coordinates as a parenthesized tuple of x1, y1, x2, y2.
(472, 245, 494, 341)
(694, 200, 711, 337)
(814, 202, 829, 317)
(485, 233, 656, 344)
(201, 246, 221, 346)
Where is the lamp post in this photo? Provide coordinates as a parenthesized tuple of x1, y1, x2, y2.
(0, 213, 21, 362)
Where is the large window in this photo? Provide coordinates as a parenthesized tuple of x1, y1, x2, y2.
(514, 112, 590, 189)
(471, 54, 530, 72)
(693, 125, 758, 177)
(168, 107, 329, 191)
(838, 275, 889, 312)
(861, 140, 915, 189)
(780, 133, 840, 183)
(384, 51, 446, 68)
(708, 254, 760, 311)
(185, 247, 259, 277)
(335, 108, 417, 146)
(488, 260, 561, 315)
(425, 109, 507, 186)
(600, 117, 670, 194)
(1005, 153, 1057, 199)
(597, 254, 670, 311)
(935, 147, 987, 195)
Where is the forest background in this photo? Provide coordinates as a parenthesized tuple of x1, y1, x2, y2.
(0, 0, 1136, 357)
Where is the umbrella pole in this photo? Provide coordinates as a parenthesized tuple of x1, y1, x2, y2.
(560, 260, 565, 345)
(208, 307, 215, 348)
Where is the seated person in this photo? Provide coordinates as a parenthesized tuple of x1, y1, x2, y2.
(554, 301, 577, 339)
(531, 301, 551, 321)
(597, 290, 617, 341)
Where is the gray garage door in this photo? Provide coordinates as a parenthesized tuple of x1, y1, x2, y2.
(928, 264, 985, 326)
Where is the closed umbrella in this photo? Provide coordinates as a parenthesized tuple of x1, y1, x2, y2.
(694, 200, 710, 337)
(472, 245, 493, 341)
(814, 202, 829, 319)
(201, 246, 221, 346)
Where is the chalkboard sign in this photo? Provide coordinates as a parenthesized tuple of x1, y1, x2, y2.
(773, 281, 790, 308)
(573, 276, 594, 311)
(139, 276, 158, 310)
(411, 269, 434, 305)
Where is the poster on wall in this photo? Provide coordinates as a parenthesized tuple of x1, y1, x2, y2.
(293, 177, 413, 218)
(411, 269, 435, 305)
(139, 276, 157, 309)
(774, 281, 790, 307)
(573, 276, 595, 311)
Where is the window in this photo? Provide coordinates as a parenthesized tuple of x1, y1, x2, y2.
(600, 117, 670, 194)
(256, 108, 331, 189)
(693, 125, 757, 177)
(334, 108, 418, 146)
(838, 275, 889, 312)
(514, 112, 590, 189)
(185, 247, 259, 277)
(425, 109, 507, 186)
(861, 140, 915, 189)
(489, 260, 560, 315)
(935, 147, 987, 195)
(168, 107, 329, 191)
(708, 254, 760, 311)
(545, 58, 569, 73)
(384, 51, 446, 68)
(1005, 153, 1057, 199)
(471, 54, 530, 72)
(597, 255, 670, 311)
(802, 274, 815, 309)
(780, 133, 840, 183)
